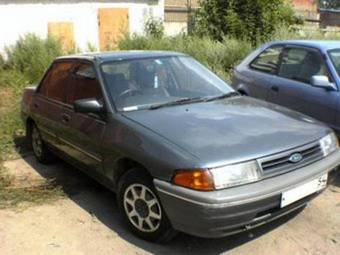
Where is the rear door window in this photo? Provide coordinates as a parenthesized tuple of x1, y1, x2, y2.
(250, 46, 283, 74)
(39, 61, 74, 102)
(278, 47, 329, 84)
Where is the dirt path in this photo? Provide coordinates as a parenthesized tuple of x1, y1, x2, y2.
(0, 156, 339, 255)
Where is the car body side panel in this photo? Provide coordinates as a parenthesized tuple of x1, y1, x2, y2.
(30, 94, 64, 147)
(100, 114, 199, 187)
(267, 76, 338, 127)
(58, 105, 106, 174)
(234, 66, 272, 98)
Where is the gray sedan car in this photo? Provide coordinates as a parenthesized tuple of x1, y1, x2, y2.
(21, 51, 340, 242)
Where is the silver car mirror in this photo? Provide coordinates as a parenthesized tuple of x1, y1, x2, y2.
(310, 75, 336, 90)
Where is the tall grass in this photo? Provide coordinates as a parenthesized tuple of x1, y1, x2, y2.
(4, 34, 63, 83)
(0, 34, 60, 160)
(0, 35, 65, 208)
(272, 25, 340, 41)
(119, 35, 253, 81)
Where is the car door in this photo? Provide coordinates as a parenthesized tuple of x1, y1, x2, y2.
(32, 61, 73, 148)
(267, 46, 338, 127)
(58, 61, 106, 174)
(234, 45, 283, 99)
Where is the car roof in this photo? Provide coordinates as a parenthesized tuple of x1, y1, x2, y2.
(269, 40, 340, 51)
(56, 50, 187, 62)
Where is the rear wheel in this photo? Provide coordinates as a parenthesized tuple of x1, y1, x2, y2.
(117, 168, 177, 243)
(30, 124, 54, 164)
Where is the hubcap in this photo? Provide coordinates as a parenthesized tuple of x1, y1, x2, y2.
(32, 127, 43, 158)
(123, 184, 162, 233)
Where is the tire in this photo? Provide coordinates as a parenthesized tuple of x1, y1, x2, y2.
(117, 168, 177, 243)
(30, 124, 54, 164)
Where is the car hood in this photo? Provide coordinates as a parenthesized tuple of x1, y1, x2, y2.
(123, 96, 330, 168)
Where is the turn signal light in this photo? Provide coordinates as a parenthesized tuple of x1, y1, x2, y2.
(172, 170, 214, 191)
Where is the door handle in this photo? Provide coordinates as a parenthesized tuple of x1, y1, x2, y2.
(271, 85, 279, 92)
(61, 113, 71, 123)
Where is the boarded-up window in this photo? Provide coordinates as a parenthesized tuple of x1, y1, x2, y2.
(48, 22, 75, 52)
(98, 8, 129, 51)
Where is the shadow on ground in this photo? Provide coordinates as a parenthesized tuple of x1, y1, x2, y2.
(15, 153, 321, 255)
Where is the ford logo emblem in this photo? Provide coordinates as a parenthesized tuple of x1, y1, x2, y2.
(289, 153, 303, 163)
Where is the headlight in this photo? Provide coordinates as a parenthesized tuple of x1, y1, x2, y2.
(172, 161, 261, 191)
(319, 132, 338, 157)
(210, 161, 261, 189)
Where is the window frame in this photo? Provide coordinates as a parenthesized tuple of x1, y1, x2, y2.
(65, 60, 104, 106)
(277, 45, 334, 86)
(327, 48, 340, 79)
(37, 59, 76, 105)
(63, 60, 109, 121)
(249, 45, 285, 75)
(37, 58, 110, 119)
(99, 55, 233, 112)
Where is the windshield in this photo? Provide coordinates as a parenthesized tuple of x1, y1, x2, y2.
(100, 56, 233, 111)
(328, 49, 340, 76)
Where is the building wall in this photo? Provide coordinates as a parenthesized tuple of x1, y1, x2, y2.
(0, 1, 164, 53)
(289, 0, 317, 11)
(164, 22, 187, 36)
(164, 0, 199, 35)
(320, 9, 340, 27)
(288, 0, 319, 20)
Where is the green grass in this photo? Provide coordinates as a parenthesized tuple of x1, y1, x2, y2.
(0, 35, 65, 209)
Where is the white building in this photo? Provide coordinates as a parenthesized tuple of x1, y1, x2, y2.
(0, 0, 164, 53)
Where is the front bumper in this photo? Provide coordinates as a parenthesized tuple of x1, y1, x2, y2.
(154, 149, 340, 238)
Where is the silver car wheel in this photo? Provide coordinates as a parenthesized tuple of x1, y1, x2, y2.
(32, 126, 43, 158)
(123, 183, 162, 233)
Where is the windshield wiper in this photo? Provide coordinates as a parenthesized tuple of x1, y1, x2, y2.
(203, 91, 240, 102)
(149, 97, 204, 110)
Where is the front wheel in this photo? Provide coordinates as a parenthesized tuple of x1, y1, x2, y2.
(117, 168, 177, 243)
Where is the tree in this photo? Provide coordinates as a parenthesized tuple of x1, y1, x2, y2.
(318, 0, 340, 9)
(193, 0, 299, 45)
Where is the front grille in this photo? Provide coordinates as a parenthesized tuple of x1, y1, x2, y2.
(259, 142, 323, 175)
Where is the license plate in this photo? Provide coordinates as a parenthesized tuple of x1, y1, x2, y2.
(281, 173, 328, 208)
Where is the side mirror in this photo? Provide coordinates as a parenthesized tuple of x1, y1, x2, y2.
(73, 98, 104, 114)
(311, 75, 336, 90)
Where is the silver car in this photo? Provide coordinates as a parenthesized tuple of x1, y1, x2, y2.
(21, 52, 340, 242)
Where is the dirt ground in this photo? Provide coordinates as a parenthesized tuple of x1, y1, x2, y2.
(0, 155, 339, 255)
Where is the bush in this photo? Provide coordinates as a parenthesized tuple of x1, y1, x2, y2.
(193, 0, 300, 45)
(144, 17, 164, 38)
(119, 35, 252, 80)
(4, 34, 63, 83)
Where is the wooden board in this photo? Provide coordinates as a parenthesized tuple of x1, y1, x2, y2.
(48, 22, 75, 52)
(98, 8, 129, 51)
